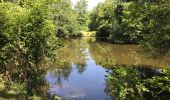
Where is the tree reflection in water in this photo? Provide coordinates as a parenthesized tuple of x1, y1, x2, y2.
(104, 64, 170, 99)
(57, 38, 170, 99)
(0, 38, 170, 99)
(58, 38, 89, 74)
(46, 60, 72, 87)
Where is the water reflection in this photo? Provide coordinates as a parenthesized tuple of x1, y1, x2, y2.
(88, 39, 170, 68)
(105, 64, 170, 99)
(45, 48, 110, 99)
(0, 37, 170, 100)
(57, 39, 89, 75)
(45, 37, 170, 99)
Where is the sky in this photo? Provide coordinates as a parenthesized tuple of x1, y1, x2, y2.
(71, 0, 105, 11)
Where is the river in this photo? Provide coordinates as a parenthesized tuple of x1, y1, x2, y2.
(0, 37, 169, 100)
(45, 37, 170, 100)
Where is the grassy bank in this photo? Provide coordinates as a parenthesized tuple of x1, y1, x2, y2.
(81, 31, 96, 37)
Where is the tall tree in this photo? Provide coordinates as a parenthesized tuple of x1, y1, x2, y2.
(51, 0, 81, 37)
(75, 0, 88, 30)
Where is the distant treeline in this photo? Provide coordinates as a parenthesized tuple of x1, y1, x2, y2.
(89, 0, 170, 56)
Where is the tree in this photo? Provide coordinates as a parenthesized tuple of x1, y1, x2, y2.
(75, 0, 88, 30)
(50, 0, 82, 37)
(88, 3, 103, 31)
(89, 0, 170, 55)
(0, 0, 58, 83)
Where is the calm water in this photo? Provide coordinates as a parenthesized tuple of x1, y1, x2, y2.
(0, 38, 170, 100)
(45, 38, 170, 100)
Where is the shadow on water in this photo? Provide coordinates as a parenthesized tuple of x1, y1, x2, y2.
(0, 37, 170, 100)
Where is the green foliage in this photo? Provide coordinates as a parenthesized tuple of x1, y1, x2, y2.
(0, 2, 58, 98)
(89, 0, 170, 55)
(121, 0, 170, 56)
(106, 66, 146, 99)
(75, 0, 88, 30)
(0, 1, 58, 75)
(106, 65, 170, 99)
(89, 0, 121, 39)
(52, 0, 82, 37)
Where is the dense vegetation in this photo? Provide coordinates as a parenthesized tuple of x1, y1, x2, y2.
(0, 0, 86, 99)
(54, 0, 81, 37)
(105, 65, 170, 99)
(0, 0, 89, 74)
(89, 0, 170, 56)
(57, 38, 170, 100)
(0, 0, 57, 74)
(0, 0, 170, 99)
(88, 0, 170, 99)
(75, 0, 89, 31)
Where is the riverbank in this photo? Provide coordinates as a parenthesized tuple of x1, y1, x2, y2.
(81, 31, 96, 37)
